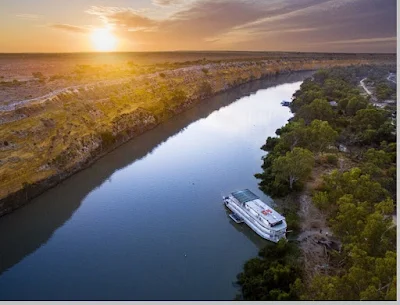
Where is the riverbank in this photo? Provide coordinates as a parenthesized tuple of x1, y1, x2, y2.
(0, 57, 395, 217)
(237, 64, 396, 300)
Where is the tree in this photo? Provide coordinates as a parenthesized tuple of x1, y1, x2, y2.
(352, 108, 387, 131)
(256, 152, 292, 198)
(261, 136, 280, 152)
(349, 108, 391, 144)
(360, 211, 396, 256)
(307, 120, 338, 154)
(323, 78, 349, 99)
(329, 195, 370, 243)
(290, 89, 325, 112)
(276, 120, 308, 152)
(345, 96, 368, 116)
(363, 148, 392, 168)
(305, 275, 341, 300)
(338, 97, 349, 113)
(316, 168, 389, 206)
(297, 99, 334, 124)
(237, 240, 302, 300)
(375, 82, 394, 100)
(272, 147, 314, 189)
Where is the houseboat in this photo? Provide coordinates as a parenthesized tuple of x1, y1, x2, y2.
(281, 100, 291, 107)
(223, 189, 287, 243)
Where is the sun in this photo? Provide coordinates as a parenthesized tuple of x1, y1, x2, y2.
(91, 28, 117, 52)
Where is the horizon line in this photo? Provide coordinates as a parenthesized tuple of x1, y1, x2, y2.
(0, 50, 396, 55)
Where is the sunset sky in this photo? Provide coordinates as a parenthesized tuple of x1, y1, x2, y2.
(0, 0, 397, 53)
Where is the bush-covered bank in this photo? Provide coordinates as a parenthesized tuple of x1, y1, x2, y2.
(236, 64, 396, 300)
(235, 239, 303, 301)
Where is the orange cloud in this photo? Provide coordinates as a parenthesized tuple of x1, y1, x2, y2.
(16, 14, 41, 20)
(49, 24, 90, 34)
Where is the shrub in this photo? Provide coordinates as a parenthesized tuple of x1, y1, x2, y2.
(283, 208, 300, 233)
(99, 131, 115, 149)
(197, 81, 213, 97)
(49, 74, 64, 81)
(312, 191, 330, 210)
(326, 154, 338, 165)
(32, 72, 44, 79)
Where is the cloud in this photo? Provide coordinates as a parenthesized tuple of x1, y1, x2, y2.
(86, 6, 156, 31)
(78, 0, 396, 52)
(203, 0, 397, 52)
(49, 24, 90, 34)
(16, 14, 41, 20)
(321, 37, 397, 45)
(108, 11, 156, 29)
(152, 0, 185, 6)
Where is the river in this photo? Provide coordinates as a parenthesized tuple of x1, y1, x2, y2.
(0, 71, 312, 300)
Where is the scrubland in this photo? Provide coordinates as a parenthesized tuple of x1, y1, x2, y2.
(0, 52, 395, 215)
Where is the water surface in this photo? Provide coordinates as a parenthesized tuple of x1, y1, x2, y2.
(0, 72, 312, 300)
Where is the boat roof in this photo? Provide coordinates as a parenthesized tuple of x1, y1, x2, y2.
(231, 189, 259, 204)
(246, 199, 285, 225)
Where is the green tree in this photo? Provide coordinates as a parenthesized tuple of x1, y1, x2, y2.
(345, 96, 368, 116)
(316, 168, 389, 207)
(276, 120, 308, 152)
(290, 88, 325, 112)
(364, 148, 392, 168)
(272, 147, 314, 189)
(353, 108, 387, 130)
(313, 69, 330, 85)
(237, 240, 302, 300)
(375, 82, 394, 100)
(297, 99, 334, 124)
(329, 195, 370, 243)
(261, 136, 280, 152)
(307, 120, 338, 154)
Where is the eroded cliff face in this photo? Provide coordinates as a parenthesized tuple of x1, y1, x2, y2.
(0, 108, 159, 216)
(0, 58, 394, 216)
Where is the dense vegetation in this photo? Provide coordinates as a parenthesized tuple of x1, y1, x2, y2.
(237, 64, 396, 300)
(236, 240, 302, 301)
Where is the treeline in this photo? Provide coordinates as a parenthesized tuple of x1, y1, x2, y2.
(237, 65, 396, 300)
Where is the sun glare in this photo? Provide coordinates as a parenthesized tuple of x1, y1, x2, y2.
(91, 28, 117, 52)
